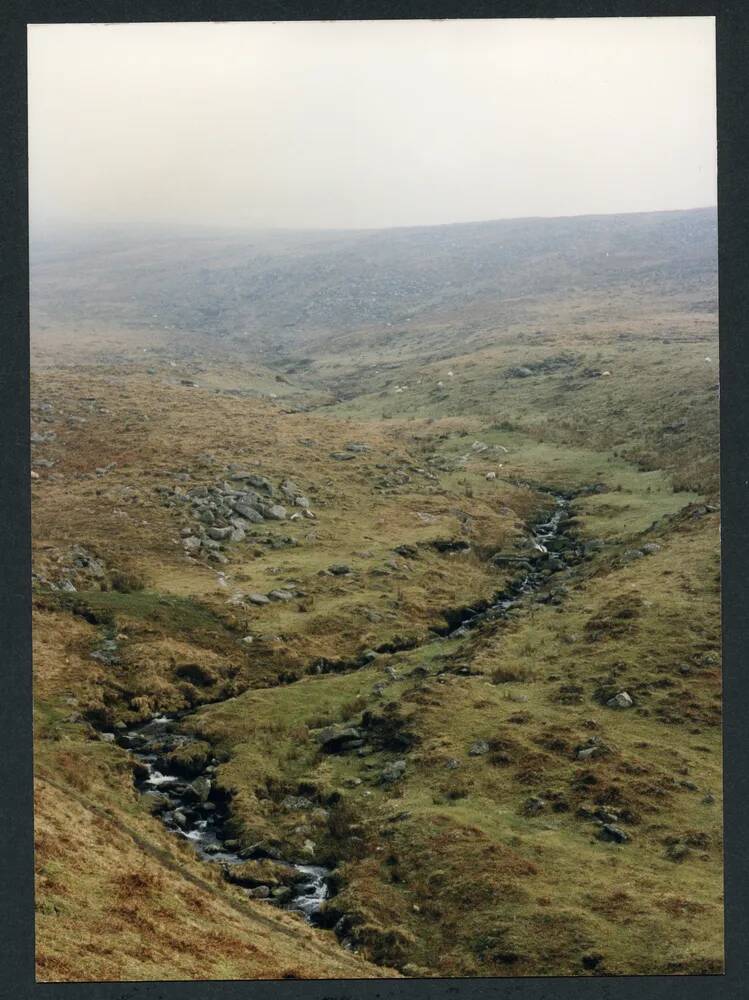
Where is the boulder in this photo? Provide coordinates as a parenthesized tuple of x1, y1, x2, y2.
(328, 564, 352, 575)
(280, 480, 302, 501)
(598, 824, 630, 844)
(394, 545, 417, 558)
(268, 589, 294, 601)
(622, 549, 644, 561)
(522, 796, 546, 816)
(232, 501, 264, 522)
(248, 593, 270, 605)
(380, 759, 407, 784)
(262, 504, 288, 520)
(189, 776, 212, 802)
(242, 474, 274, 495)
(281, 795, 314, 811)
(172, 809, 188, 828)
(468, 740, 490, 756)
(317, 725, 364, 753)
(642, 542, 662, 555)
(607, 691, 633, 709)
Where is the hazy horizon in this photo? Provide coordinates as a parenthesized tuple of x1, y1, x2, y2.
(28, 18, 716, 234)
(31, 203, 717, 243)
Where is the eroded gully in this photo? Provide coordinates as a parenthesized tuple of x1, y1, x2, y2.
(105, 488, 581, 926)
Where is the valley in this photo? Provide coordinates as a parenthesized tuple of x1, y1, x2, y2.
(31, 208, 722, 980)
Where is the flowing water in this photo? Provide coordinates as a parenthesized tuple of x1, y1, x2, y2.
(443, 492, 576, 638)
(106, 488, 577, 925)
(113, 716, 331, 919)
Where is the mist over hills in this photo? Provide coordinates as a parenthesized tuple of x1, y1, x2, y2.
(31, 207, 717, 360)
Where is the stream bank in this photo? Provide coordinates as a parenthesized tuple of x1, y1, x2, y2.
(103, 486, 582, 934)
(113, 716, 331, 920)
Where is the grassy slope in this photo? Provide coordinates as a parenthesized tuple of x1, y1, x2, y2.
(33, 610, 394, 982)
(190, 454, 721, 977)
(31, 210, 721, 981)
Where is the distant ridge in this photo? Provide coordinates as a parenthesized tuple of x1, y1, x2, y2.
(32, 207, 717, 358)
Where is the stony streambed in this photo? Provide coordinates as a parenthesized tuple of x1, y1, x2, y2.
(113, 717, 332, 920)
(105, 488, 581, 933)
(438, 490, 581, 638)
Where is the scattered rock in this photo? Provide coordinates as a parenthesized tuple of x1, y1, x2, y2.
(232, 501, 265, 522)
(250, 885, 271, 899)
(189, 777, 212, 802)
(172, 809, 188, 828)
(380, 759, 407, 784)
(468, 740, 490, 756)
(207, 526, 232, 541)
(522, 796, 546, 816)
(665, 842, 690, 862)
(268, 589, 294, 601)
(281, 795, 315, 811)
(622, 549, 644, 562)
(598, 824, 630, 844)
(394, 544, 418, 558)
(607, 691, 633, 709)
(317, 726, 364, 754)
(263, 504, 288, 521)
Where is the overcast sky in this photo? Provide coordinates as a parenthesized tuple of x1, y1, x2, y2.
(28, 18, 716, 232)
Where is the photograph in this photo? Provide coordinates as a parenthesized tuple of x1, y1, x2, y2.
(28, 16, 722, 982)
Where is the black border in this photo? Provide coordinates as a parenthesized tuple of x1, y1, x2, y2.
(2, 2, 747, 999)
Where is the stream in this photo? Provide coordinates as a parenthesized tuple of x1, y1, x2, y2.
(440, 491, 579, 638)
(105, 488, 578, 928)
(113, 717, 331, 920)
